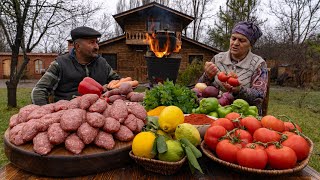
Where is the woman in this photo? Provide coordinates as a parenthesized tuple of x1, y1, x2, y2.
(198, 21, 268, 115)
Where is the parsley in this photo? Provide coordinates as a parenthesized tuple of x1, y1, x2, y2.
(143, 80, 198, 113)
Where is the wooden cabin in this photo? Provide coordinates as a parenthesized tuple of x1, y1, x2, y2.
(0, 2, 221, 81)
(98, 2, 221, 82)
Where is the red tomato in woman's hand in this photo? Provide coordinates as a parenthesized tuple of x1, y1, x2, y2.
(216, 139, 242, 164)
(227, 77, 240, 87)
(253, 128, 281, 143)
(284, 122, 302, 132)
(240, 116, 262, 135)
(237, 147, 268, 169)
(261, 115, 285, 132)
(211, 118, 235, 131)
(282, 135, 310, 161)
(217, 72, 229, 82)
(204, 125, 227, 151)
(265, 145, 297, 169)
(232, 129, 253, 147)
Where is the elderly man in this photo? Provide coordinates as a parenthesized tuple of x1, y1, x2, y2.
(31, 26, 120, 105)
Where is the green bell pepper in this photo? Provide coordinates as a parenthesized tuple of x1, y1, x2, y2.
(199, 98, 219, 114)
(231, 99, 249, 114)
(244, 106, 258, 117)
(208, 111, 219, 118)
(217, 106, 233, 118)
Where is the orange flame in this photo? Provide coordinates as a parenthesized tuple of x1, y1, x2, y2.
(145, 32, 181, 58)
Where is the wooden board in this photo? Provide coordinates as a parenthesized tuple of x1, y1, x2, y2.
(3, 129, 133, 177)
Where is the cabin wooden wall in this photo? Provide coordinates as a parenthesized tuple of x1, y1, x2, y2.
(99, 38, 218, 83)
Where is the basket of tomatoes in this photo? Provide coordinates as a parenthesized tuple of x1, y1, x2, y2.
(200, 114, 314, 175)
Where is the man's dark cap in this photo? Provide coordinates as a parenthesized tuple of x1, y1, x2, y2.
(71, 26, 101, 41)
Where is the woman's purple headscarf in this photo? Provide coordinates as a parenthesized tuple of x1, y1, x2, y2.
(231, 21, 262, 45)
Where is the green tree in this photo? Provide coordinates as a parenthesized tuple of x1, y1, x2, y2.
(206, 0, 261, 50)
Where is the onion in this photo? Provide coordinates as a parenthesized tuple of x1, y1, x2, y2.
(218, 96, 231, 106)
(222, 92, 234, 102)
(194, 83, 207, 92)
(202, 86, 219, 98)
(191, 88, 202, 98)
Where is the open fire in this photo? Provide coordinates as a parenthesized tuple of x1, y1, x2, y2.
(145, 30, 181, 58)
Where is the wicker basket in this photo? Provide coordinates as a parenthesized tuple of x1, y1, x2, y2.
(200, 137, 314, 176)
(129, 151, 187, 175)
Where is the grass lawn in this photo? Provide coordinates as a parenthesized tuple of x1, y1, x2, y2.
(0, 86, 319, 172)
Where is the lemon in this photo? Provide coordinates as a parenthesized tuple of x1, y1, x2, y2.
(156, 129, 172, 140)
(158, 106, 184, 133)
(147, 106, 167, 116)
(158, 140, 185, 162)
(132, 132, 156, 159)
(175, 123, 201, 146)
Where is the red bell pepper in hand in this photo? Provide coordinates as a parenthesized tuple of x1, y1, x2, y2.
(78, 77, 103, 96)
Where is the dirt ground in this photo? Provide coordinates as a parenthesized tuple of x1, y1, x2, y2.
(0, 79, 38, 88)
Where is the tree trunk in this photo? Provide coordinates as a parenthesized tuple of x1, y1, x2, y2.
(6, 80, 18, 108)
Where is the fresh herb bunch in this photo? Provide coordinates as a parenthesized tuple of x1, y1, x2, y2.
(143, 80, 198, 114)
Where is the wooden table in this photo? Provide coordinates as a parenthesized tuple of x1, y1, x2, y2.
(0, 157, 319, 180)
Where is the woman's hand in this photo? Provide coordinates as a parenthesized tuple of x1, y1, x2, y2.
(204, 62, 218, 80)
(222, 82, 241, 93)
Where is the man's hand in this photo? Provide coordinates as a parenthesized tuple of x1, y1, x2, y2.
(204, 62, 218, 80)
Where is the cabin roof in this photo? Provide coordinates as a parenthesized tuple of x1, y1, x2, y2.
(113, 2, 194, 30)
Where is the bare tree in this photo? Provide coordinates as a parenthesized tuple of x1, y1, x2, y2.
(269, 0, 320, 45)
(268, 0, 320, 87)
(115, 0, 127, 36)
(190, 0, 214, 41)
(0, 27, 9, 51)
(171, 0, 213, 41)
(0, 0, 99, 107)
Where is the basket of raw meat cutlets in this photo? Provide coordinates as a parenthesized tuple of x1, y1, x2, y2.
(5, 93, 147, 177)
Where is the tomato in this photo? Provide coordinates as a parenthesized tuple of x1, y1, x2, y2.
(232, 129, 253, 147)
(204, 125, 227, 151)
(261, 115, 285, 132)
(240, 116, 262, 135)
(282, 135, 310, 161)
(253, 128, 281, 143)
(225, 112, 241, 127)
(228, 72, 238, 78)
(216, 139, 242, 164)
(245, 143, 265, 150)
(265, 145, 297, 169)
(227, 77, 240, 87)
(217, 72, 229, 82)
(237, 147, 268, 169)
(284, 122, 302, 132)
(282, 131, 296, 137)
(211, 118, 235, 131)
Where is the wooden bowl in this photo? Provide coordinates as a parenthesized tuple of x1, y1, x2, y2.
(4, 129, 133, 177)
(200, 137, 314, 176)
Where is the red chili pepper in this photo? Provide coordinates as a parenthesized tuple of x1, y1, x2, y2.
(78, 77, 102, 96)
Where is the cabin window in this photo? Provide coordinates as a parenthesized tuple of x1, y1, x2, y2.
(102, 53, 117, 70)
(188, 55, 203, 64)
(147, 20, 161, 32)
(34, 59, 45, 74)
